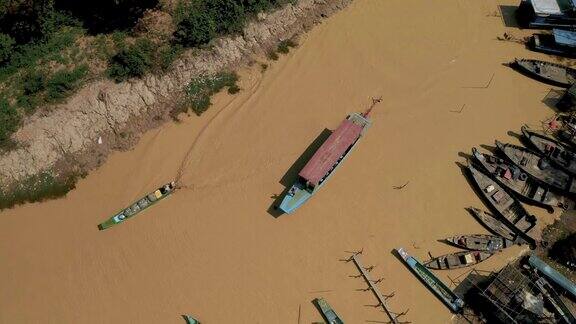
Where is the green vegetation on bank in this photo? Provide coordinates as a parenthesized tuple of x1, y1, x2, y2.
(172, 71, 239, 118)
(0, 0, 300, 208)
(0, 172, 82, 210)
(267, 38, 298, 60)
(0, 0, 299, 152)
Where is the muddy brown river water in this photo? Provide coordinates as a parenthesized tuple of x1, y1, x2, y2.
(0, 0, 567, 323)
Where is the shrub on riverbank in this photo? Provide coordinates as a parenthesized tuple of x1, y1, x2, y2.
(107, 38, 155, 82)
(0, 172, 81, 210)
(0, 0, 301, 149)
(172, 72, 239, 118)
(0, 98, 20, 148)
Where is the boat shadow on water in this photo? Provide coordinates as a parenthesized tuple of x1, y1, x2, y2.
(541, 88, 564, 113)
(267, 128, 332, 218)
(497, 5, 520, 28)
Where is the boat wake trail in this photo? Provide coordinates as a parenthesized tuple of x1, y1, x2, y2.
(173, 72, 264, 190)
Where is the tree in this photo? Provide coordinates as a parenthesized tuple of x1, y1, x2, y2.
(207, 0, 245, 34)
(0, 33, 14, 63)
(107, 38, 154, 82)
(174, 8, 216, 47)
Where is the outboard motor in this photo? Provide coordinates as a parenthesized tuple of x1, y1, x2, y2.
(538, 158, 550, 170)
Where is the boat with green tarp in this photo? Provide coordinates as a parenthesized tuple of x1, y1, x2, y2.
(98, 181, 176, 230)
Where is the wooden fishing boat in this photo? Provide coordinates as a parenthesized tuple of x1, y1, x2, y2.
(467, 208, 517, 241)
(512, 58, 576, 87)
(98, 181, 176, 230)
(279, 110, 372, 214)
(183, 315, 200, 324)
(424, 250, 493, 270)
(467, 163, 537, 236)
(530, 29, 576, 58)
(533, 276, 576, 324)
(395, 248, 464, 313)
(472, 147, 572, 210)
(522, 126, 576, 176)
(313, 298, 344, 324)
(556, 117, 576, 148)
(445, 234, 514, 252)
(496, 141, 576, 195)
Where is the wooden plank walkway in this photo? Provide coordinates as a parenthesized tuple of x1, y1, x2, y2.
(352, 254, 399, 324)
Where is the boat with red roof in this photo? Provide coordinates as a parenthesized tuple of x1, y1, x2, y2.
(278, 109, 372, 213)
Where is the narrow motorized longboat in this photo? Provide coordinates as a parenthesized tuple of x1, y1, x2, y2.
(279, 110, 372, 213)
(512, 58, 576, 87)
(522, 126, 576, 176)
(445, 234, 513, 252)
(313, 298, 344, 324)
(424, 250, 493, 270)
(467, 163, 537, 242)
(183, 315, 200, 324)
(468, 208, 518, 241)
(98, 181, 176, 230)
(395, 247, 464, 313)
(472, 147, 572, 210)
(496, 141, 576, 195)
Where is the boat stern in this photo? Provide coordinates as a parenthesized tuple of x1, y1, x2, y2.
(278, 183, 312, 214)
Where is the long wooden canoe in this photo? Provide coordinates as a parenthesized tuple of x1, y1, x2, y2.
(496, 141, 576, 195)
(313, 298, 344, 324)
(513, 58, 576, 87)
(424, 250, 493, 270)
(98, 181, 176, 230)
(445, 234, 514, 252)
(467, 208, 518, 241)
(522, 126, 576, 176)
(472, 147, 572, 210)
(396, 248, 464, 313)
(467, 163, 537, 236)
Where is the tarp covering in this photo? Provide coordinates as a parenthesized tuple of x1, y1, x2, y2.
(554, 28, 576, 47)
(299, 118, 363, 187)
(532, 0, 563, 14)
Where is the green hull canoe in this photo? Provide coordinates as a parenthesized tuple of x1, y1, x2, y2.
(98, 181, 176, 230)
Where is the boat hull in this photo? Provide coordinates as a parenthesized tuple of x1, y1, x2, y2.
(467, 163, 537, 246)
(396, 248, 464, 313)
(424, 250, 493, 270)
(513, 58, 575, 87)
(313, 298, 344, 324)
(278, 183, 313, 214)
(278, 112, 370, 214)
(472, 147, 572, 210)
(98, 182, 175, 230)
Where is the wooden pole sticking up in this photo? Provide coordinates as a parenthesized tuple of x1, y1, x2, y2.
(351, 254, 400, 324)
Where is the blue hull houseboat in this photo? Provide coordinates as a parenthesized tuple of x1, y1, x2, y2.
(279, 110, 372, 213)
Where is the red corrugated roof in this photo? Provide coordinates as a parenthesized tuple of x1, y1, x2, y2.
(299, 118, 363, 186)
